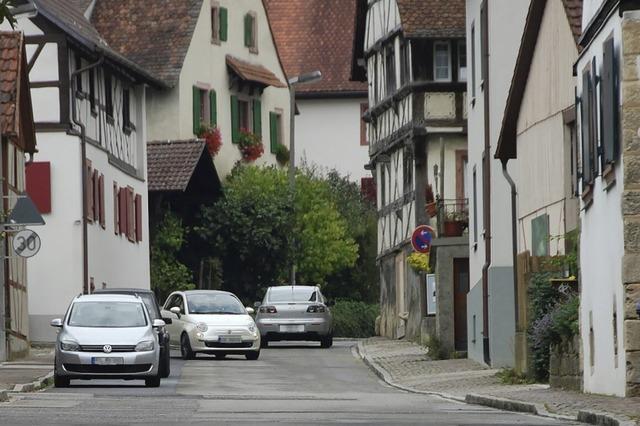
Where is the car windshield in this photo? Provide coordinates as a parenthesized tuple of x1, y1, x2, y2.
(68, 302, 147, 328)
(138, 294, 160, 320)
(186, 293, 245, 315)
(268, 287, 317, 303)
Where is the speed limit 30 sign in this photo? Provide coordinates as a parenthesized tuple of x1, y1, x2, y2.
(12, 229, 41, 258)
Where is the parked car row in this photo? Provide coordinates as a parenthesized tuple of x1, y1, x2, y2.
(50, 285, 333, 388)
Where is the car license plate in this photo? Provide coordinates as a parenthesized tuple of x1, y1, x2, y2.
(91, 357, 124, 365)
(280, 325, 304, 333)
(219, 335, 242, 343)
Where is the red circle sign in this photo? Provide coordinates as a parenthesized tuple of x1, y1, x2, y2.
(411, 225, 435, 253)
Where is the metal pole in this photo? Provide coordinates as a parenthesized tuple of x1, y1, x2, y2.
(289, 84, 296, 286)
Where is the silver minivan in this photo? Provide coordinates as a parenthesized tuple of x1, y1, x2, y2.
(51, 294, 165, 388)
(255, 285, 333, 348)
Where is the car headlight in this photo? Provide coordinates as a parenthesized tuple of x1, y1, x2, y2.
(60, 340, 79, 351)
(135, 340, 154, 352)
(248, 323, 256, 333)
(196, 322, 208, 332)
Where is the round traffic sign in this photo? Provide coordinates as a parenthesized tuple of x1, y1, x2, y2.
(12, 229, 41, 258)
(411, 225, 434, 253)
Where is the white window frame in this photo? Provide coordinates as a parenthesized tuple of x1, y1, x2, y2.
(433, 41, 452, 82)
(458, 40, 467, 82)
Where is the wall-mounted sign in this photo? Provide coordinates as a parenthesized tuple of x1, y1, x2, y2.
(411, 225, 435, 253)
(12, 229, 41, 258)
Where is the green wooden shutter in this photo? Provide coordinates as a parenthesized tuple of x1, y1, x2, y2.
(253, 99, 262, 138)
(244, 14, 252, 47)
(219, 7, 228, 42)
(193, 86, 201, 135)
(270, 112, 278, 153)
(209, 90, 217, 126)
(231, 95, 239, 143)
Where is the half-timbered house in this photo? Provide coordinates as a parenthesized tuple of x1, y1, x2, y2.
(354, 0, 469, 350)
(8, 0, 159, 343)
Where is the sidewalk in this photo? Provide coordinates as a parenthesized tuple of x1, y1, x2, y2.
(358, 337, 640, 426)
(0, 346, 54, 400)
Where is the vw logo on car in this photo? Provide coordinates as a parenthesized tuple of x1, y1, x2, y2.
(103, 344, 112, 353)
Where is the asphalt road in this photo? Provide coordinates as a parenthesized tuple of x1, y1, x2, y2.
(0, 340, 577, 425)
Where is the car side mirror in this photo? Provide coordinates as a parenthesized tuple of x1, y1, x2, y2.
(50, 318, 63, 328)
(253, 301, 262, 308)
(152, 319, 166, 328)
(162, 317, 173, 325)
(245, 307, 255, 315)
(170, 306, 181, 318)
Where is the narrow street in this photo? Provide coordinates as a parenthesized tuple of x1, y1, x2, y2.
(0, 341, 576, 425)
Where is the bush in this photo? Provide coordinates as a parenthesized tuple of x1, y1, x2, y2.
(331, 300, 379, 338)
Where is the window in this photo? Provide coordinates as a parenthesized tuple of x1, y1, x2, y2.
(480, 1, 488, 85)
(122, 88, 131, 132)
(239, 99, 250, 130)
(231, 95, 261, 142)
(385, 46, 396, 96)
(580, 64, 597, 188)
(105, 72, 113, 119)
(400, 40, 411, 87)
(458, 40, 467, 82)
(115, 184, 141, 243)
(269, 111, 282, 153)
(244, 12, 257, 52)
(471, 23, 476, 98)
(85, 160, 93, 222)
(74, 52, 82, 93)
(601, 36, 619, 169)
(403, 149, 413, 194)
(211, 3, 227, 43)
(360, 103, 368, 146)
(89, 69, 96, 112)
(192, 86, 217, 134)
(113, 181, 119, 235)
(434, 41, 451, 82)
(531, 214, 549, 256)
(472, 166, 478, 246)
(380, 165, 386, 207)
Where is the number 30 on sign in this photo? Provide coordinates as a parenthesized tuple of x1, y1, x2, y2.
(12, 229, 41, 258)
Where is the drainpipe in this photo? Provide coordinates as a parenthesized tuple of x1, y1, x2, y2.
(481, 0, 491, 365)
(501, 159, 519, 332)
(70, 55, 103, 294)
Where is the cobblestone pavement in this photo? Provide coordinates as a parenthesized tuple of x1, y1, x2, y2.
(359, 337, 640, 425)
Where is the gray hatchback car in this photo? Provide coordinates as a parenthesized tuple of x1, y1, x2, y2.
(51, 294, 165, 388)
(255, 285, 333, 348)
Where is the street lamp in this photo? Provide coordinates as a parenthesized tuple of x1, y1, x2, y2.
(288, 70, 322, 286)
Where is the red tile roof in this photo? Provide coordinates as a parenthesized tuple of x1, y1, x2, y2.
(90, 0, 202, 87)
(147, 140, 209, 192)
(562, 0, 583, 46)
(396, 0, 466, 38)
(226, 55, 286, 88)
(263, 0, 367, 95)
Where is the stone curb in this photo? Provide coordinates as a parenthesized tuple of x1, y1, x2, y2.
(356, 341, 635, 426)
(7, 370, 53, 394)
(0, 390, 7, 402)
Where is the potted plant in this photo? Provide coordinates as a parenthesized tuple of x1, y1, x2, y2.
(443, 210, 467, 237)
(407, 252, 431, 274)
(237, 128, 264, 162)
(198, 125, 222, 156)
(274, 143, 289, 166)
(425, 184, 437, 218)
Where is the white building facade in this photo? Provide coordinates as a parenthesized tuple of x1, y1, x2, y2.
(13, 2, 154, 342)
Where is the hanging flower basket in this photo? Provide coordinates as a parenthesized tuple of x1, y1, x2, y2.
(198, 125, 222, 156)
(237, 128, 264, 162)
(407, 252, 431, 274)
(274, 144, 289, 165)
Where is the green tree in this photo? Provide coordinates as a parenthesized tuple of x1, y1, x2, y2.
(150, 211, 194, 302)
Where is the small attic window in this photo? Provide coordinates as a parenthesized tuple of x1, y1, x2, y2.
(244, 12, 258, 53)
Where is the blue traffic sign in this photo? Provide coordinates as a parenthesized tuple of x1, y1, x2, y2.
(411, 225, 434, 253)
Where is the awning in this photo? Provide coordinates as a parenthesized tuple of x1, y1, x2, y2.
(226, 55, 287, 88)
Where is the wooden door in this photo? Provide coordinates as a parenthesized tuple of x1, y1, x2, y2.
(453, 258, 469, 351)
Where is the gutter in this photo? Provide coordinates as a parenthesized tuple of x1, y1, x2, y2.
(481, 0, 491, 366)
(70, 55, 104, 294)
(501, 159, 519, 332)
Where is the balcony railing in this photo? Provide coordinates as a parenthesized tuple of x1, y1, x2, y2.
(426, 198, 469, 238)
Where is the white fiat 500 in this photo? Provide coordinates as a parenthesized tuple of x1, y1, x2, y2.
(161, 290, 260, 360)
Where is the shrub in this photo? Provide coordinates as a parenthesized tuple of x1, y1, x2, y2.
(274, 144, 289, 165)
(331, 300, 379, 338)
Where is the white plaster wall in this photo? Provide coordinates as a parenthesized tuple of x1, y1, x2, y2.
(146, 0, 291, 180)
(426, 135, 467, 201)
(295, 98, 369, 182)
(576, 12, 626, 397)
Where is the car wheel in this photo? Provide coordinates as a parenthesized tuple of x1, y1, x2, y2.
(160, 347, 171, 378)
(145, 375, 161, 387)
(245, 350, 260, 360)
(320, 334, 333, 348)
(180, 333, 196, 360)
(260, 337, 268, 348)
(214, 353, 226, 360)
(53, 372, 69, 388)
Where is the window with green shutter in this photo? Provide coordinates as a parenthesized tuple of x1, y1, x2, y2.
(244, 13, 256, 49)
(209, 90, 217, 126)
(219, 7, 228, 42)
(253, 100, 262, 138)
(269, 112, 280, 153)
(231, 95, 239, 143)
(193, 86, 201, 134)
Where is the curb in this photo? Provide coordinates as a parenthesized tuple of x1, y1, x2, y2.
(7, 370, 53, 394)
(0, 390, 7, 402)
(356, 341, 634, 426)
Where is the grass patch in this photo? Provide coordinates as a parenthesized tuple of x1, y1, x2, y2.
(496, 368, 535, 385)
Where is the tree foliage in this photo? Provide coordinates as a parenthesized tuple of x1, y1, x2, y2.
(150, 211, 195, 302)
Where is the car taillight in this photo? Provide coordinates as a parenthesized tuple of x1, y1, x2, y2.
(307, 305, 326, 313)
(259, 306, 277, 314)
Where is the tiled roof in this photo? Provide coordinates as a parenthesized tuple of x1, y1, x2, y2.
(147, 140, 208, 192)
(226, 55, 287, 88)
(32, 0, 165, 87)
(0, 32, 21, 137)
(263, 0, 367, 95)
(396, 0, 466, 38)
(91, 0, 202, 88)
(67, 0, 93, 15)
(561, 0, 583, 46)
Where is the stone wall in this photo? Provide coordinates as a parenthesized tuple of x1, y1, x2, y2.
(549, 335, 582, 391)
